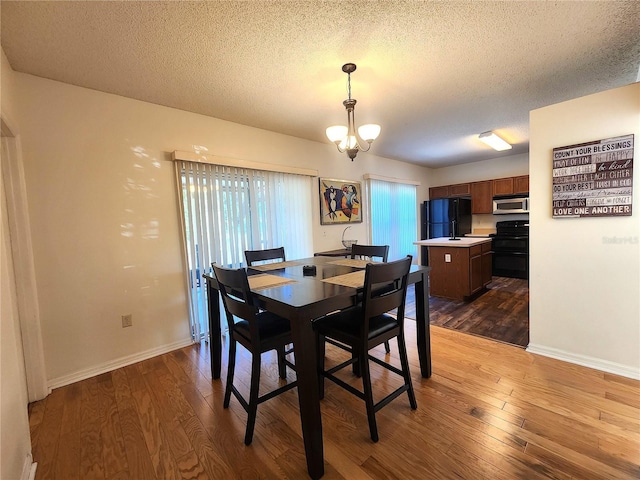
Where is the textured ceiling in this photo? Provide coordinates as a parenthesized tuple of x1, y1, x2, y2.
(1, 1, 639, 167)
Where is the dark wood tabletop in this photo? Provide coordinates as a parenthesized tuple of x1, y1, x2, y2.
(203, 256, 431, 479)
(313, 248, 352, 257)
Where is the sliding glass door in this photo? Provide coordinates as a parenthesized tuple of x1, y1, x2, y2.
(368, 177, 418, 262)
(177, 161, 313, 340)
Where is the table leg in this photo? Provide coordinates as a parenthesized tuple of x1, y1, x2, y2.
(414, 272, 432, 378)
(289, 313, 324, 479)
(206, 280, 222, 379)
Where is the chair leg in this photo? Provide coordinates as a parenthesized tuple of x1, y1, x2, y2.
(223, 337, 237, 408)
(397, 334, 417, 410)
(276, 345, 287, 379)
(384, 340, 391, 354)
(351, 350, 361, 377)
(360, 348, 379, 442)
(316, 333, 326, 400)
(244, 352, 262, 445)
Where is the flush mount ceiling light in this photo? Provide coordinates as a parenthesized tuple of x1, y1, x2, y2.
(326, 63, 381, 161)
(478, 131, 512, 151)
(479, 131, 512, 151)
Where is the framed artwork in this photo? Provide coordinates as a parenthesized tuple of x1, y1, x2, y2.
(319, 178, 363, 225)
(552, 134, 633, 218)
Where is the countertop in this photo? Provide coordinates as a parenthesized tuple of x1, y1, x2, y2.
(414, 237, 493, 247)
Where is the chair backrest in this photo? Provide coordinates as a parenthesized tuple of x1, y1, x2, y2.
(211, 264, 261, 341)
(245, 247, 286, 267)
(351, 244, 389, 262)
(362, 255, 412, 323)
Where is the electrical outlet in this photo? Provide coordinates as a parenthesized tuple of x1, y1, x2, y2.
(445, 254, 452, 263)
(121, 314, 133, 328)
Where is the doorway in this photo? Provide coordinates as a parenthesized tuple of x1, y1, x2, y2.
(1, 119, 48, 401)
(405, 276, 529, 347)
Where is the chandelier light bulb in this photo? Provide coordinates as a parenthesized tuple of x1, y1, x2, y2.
(339, 135, 358, 150)
(326, 125, 348, 143)
(358, 124, 381, 143)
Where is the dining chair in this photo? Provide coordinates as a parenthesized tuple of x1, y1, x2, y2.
(245, 247, 286, 267)
(244, 247, 293, 355)
(212, 264, 297, 445)
(350, 244, 389, 262)
(313, 255, 416, 442)
(351, 244, 391, 353)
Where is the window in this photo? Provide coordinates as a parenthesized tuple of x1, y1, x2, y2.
(367, 177, 418, 262)
(177, 160, 314, 340)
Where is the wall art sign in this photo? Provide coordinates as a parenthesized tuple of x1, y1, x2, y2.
(552, 134, 633, 218)
(319, 178, 362, 225)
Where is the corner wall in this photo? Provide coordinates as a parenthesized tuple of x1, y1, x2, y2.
(529, 82, 640, 378)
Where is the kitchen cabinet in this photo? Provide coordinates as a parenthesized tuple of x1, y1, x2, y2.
(470, 180, 493, 214)
(416, 238, 492, 300)
(492, 177, 514, 196)
(480, 241, 493, 287)
(469, 242, 493, 295)
(429, 185, 450, 199)
(428, 246, 464, 299)
(514, 175, 529, 193)
(430, 175, 529, 210)
(449, 183, 471, 197)
(493, 175, 530, 196)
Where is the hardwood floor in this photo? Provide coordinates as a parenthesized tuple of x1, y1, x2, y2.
(405, 276, 529, 347)
(29, 323, 639, 479)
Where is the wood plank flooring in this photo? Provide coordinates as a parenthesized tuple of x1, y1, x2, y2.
(29, 323, 639, 479)
(405, 276, 530, 347)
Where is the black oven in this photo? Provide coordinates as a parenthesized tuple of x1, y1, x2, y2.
(492, 236, 528, 254)
(491, 220, 529, 279)
(493, 251, 528, 279)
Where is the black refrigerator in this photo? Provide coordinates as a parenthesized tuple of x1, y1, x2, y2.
(420, 198, 472, 265)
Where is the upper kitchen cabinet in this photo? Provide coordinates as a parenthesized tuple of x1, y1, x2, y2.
(430, 183, 470, 199)
(514, 175, 530, 194)
(492, 175, 530, 195)
(430, 175, 529, 207)
(449, 183, 471, 197)
(492, 177, 514, 196)
(429, 185, 450, 199)
(470, 180, 493, 214)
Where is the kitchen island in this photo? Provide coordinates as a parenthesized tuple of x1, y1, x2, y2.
(414, 237, 492, 300)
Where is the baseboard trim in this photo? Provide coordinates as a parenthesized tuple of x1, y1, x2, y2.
(526, 343, 640, 380)
(28, 462, 37, 480)
(47, 338, 195, 390)
(20, 454, 36, 480)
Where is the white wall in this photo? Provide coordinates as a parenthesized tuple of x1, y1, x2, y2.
(429, 152, 529, 186)
(529, 82, 640, 378)
(9, 64, 431, 386)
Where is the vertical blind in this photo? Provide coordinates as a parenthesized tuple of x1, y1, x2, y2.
(369, 178, 418, 262)
(177, 160, 314, 340)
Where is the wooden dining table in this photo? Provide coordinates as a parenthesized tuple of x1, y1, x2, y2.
(203, 255, 431, 479)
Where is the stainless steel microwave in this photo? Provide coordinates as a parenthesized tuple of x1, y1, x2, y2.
(493, 194, 529, 215)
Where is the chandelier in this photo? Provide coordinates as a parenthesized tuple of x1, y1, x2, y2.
(326, 63, 381, 161)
